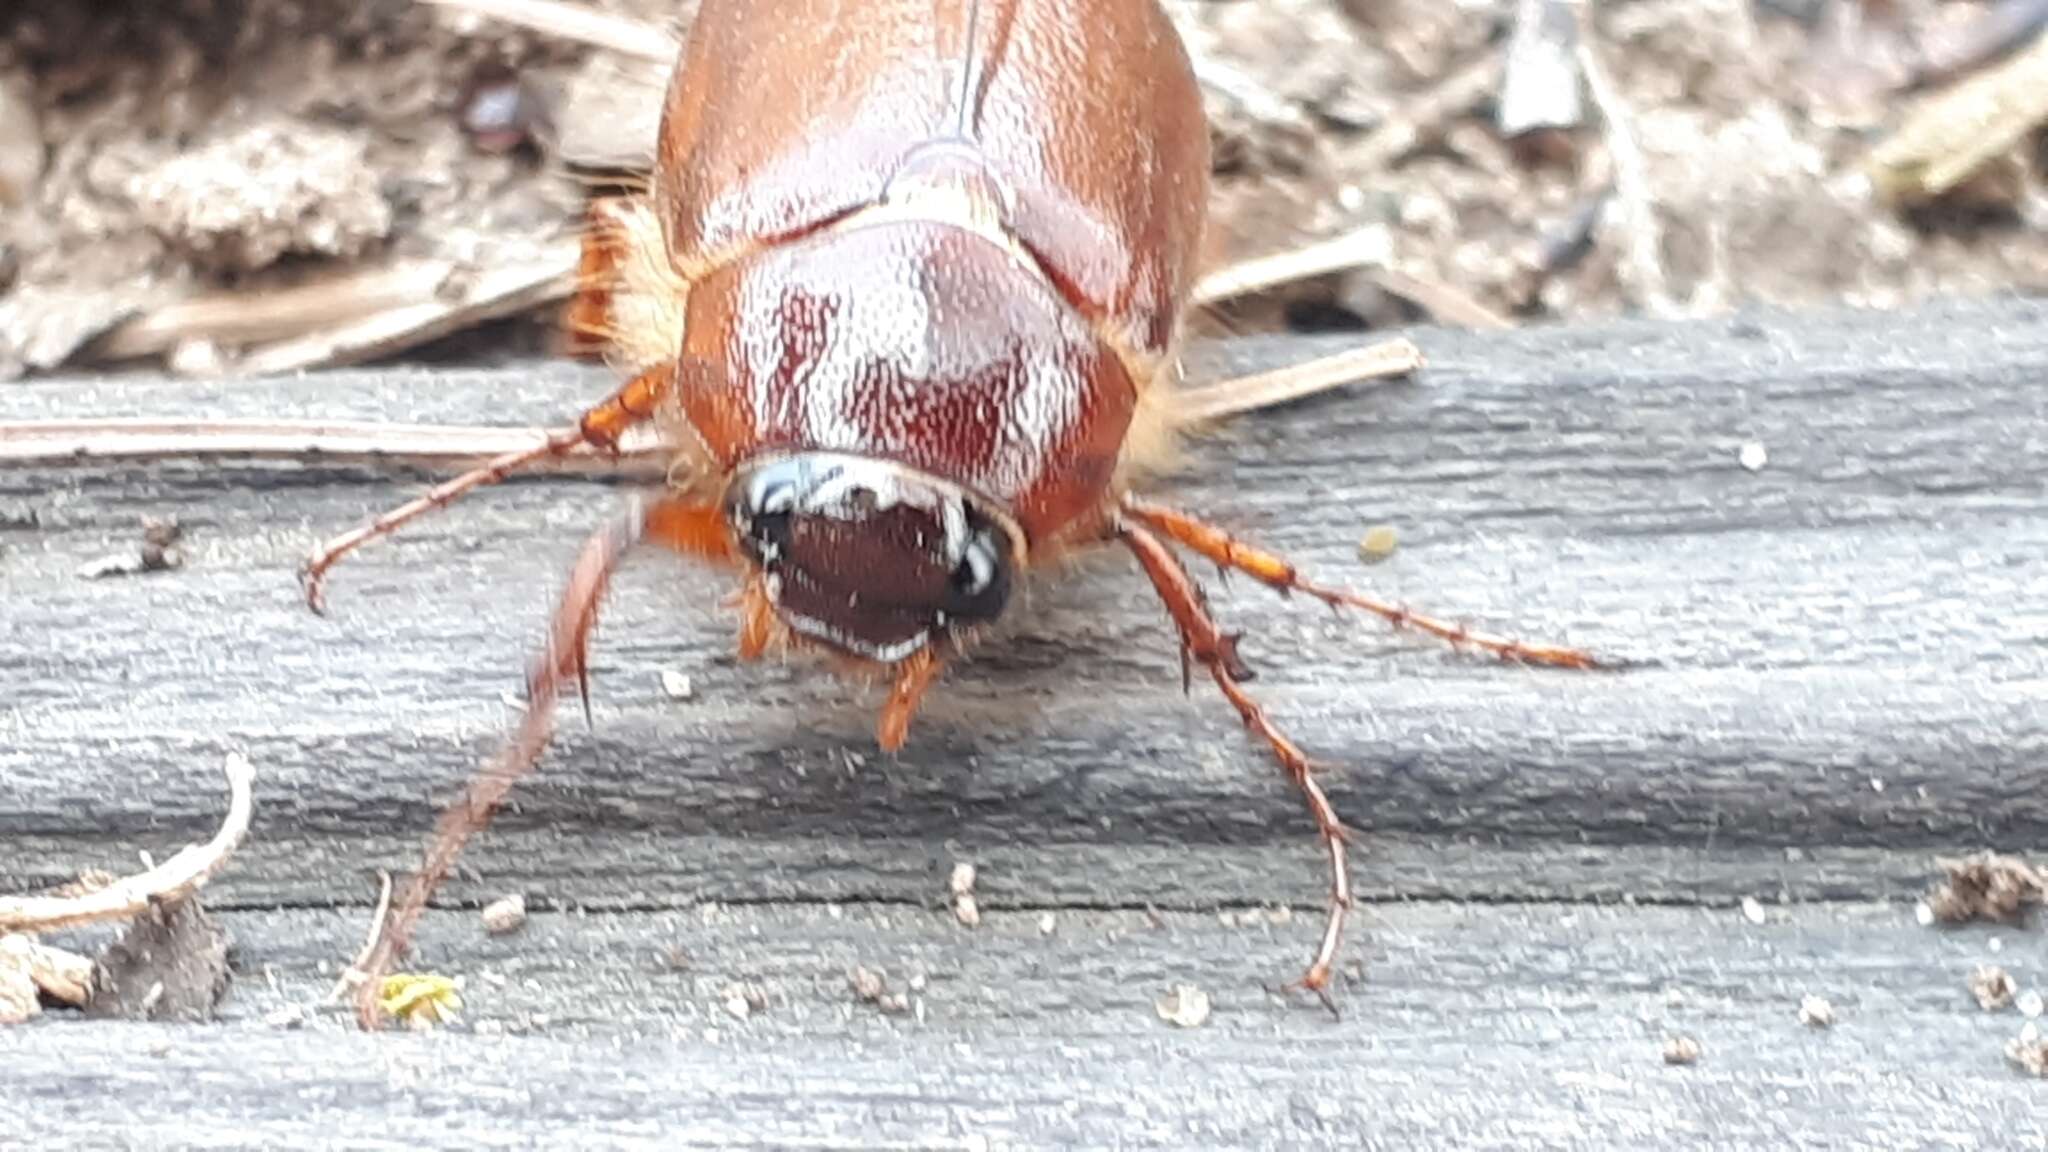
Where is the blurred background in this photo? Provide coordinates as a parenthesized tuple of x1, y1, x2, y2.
(1, 0, 2043, 382)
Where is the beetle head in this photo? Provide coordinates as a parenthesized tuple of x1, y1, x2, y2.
(722, 452, 1020, 664)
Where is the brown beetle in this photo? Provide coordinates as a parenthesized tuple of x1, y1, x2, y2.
(306, 0, 1596, 1029)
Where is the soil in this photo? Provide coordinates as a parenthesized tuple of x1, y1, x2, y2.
(82, 900, 231, 1023)
(1, 0, 2043, 380)
(1925, 852, 2047, 924)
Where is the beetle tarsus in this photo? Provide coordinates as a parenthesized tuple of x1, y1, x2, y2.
(1281, 966, 1344, 1021)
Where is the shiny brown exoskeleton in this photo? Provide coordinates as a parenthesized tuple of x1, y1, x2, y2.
(304, 0, 1597, 1030)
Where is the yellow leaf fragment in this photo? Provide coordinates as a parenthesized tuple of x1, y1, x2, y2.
(378, 973, 464, 1028)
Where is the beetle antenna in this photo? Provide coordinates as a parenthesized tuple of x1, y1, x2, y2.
(953, 0, 983, 140)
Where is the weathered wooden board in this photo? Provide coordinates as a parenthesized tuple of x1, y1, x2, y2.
(7, 902, 2048, 1149)
(2, 296, 2046, 1145)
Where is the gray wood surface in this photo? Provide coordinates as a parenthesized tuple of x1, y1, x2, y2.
(2, 295, 2046, 1147)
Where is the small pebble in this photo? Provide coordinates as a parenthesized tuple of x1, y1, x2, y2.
(950, 862, 980, 928)
(2020, 989, 2045, 1019)
(722, 993, 752, 1021)
(1357, 524, 1400, 563)
(1998, 1016, 2048, 1074)
(848, 966, 910, 1015)
(1738, 441, 1768, 472)
(1970, 965, 2017, 1011)
(659, 670, 694, 700)
(481, 893, 527, 936)
(1155, 983, 1212, 1029)
(1038, 912, 1057, 935)
(849, 966, 886, 1002)
(2010, 1023, 2048, 1077)
(168, 339, 225, 377)
(1663, 1035, 1702, 1066)
(1741, 896, 1766, 925)
(459, 68, 550, 154)
(1797, 994, 1835, 1028)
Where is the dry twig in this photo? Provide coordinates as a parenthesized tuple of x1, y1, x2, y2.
(1178, 339, 1425, 424)
(0, 754, 256, 934)
(1192, 226, 1392, 308)
(234, 245, 579, 376)
(1352, 54, 1505, 173)
(328, 871, 395, 1003)
(419, 0, 678, 60)
(86, 244, 581, 380)
(5, 339, 1426, 475)
(0, 418, 668, 474)
(1368, 267, 1515, 331)
(0, 935, 94, 1008)
(1869, 31, 2048, 205)
(1574, 5, 1675, 316)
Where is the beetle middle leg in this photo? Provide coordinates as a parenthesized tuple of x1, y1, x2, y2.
(1117, 515, 1351, 1016)
(1121, 495, 1599, 670)
(352, 491, 731, 1030)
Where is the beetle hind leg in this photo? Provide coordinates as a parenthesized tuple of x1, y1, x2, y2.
(1117, 516, 1352, 1015)
(1120, 495, 1599, 670)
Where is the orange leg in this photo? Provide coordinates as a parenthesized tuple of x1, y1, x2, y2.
(1117, 516, 1352, 1015)
(301, 363, 674, 613)
(876, 647, 942, 753)
(1121, 495, 1598, 670)
(563, 196, 639, 359)
(353, 493, 730, 1030)
(735, 572, 778, 662)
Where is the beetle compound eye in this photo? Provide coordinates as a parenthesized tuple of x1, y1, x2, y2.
(953, 540, 994, 595)
(747, 506, 794, 565)
(945, 526, 1011, 621)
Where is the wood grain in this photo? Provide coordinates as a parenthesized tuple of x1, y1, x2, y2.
(2, 296, 2045, 1145)
(4, 901, 2043, 1147)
